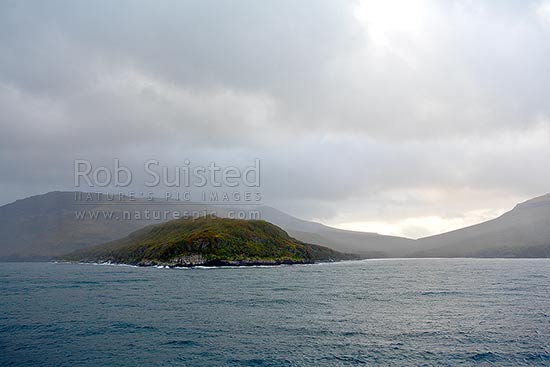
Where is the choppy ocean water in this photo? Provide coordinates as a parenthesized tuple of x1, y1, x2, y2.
(1, 259, 549, 366)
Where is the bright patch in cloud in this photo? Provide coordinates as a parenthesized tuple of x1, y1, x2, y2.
(537, 0, 550, 23)
(353, 0, 428, 59)
(332, 209, 507, 239)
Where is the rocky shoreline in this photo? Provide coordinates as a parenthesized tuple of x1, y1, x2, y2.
(70, 254, 320, 268)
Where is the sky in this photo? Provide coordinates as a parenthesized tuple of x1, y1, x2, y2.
(1, 0, 550, 239)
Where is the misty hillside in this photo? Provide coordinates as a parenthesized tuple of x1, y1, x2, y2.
(0, 191, 412, 260)
(257, 206, 414, 257)
(2, 191, 549, 260)
(0, 192, 220, 260)
(414, 194, 550, 257)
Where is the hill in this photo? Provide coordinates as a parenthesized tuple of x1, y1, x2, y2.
(0, 192, 180, 260)
(0, 191, 413, 260)
(3, 191, 550, 260)
(258, 206, 414, 257)
(414, 194, 550, 257)
(59, 216, 359, 266)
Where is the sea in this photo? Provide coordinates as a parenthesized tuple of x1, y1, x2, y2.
(1, 259, 549, 366)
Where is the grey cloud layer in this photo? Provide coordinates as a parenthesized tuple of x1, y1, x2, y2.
(1, 0, 549, 235)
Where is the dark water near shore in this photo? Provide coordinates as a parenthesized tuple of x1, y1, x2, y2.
(1, 259, 549, 366)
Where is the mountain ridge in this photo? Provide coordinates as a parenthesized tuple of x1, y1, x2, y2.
(414, 193, 550, 257)
(1, 191, 549, 259)
(0, 191, 414, 259)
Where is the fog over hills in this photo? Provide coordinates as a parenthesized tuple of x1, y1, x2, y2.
(0, 192, 413, 260)
(0, 191, 549, 260)
(258, 206, 413, 257)
(0, 192, 160, 260)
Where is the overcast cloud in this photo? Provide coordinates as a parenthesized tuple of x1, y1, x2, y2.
(1, 0, 549, 238)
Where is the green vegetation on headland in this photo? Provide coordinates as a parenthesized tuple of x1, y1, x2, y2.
(59, 216, 360, 266)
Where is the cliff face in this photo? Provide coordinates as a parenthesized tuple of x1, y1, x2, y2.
(59, 216, 359, 266)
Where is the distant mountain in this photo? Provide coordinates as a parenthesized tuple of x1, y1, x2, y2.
(0, 191, 412, 260)
(0, 192, 223, 260)
(414, 194, 550, 257)
(2, 191, 549, 260)
(59, 216, 358, 266)
(257, 206, 414, 257)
